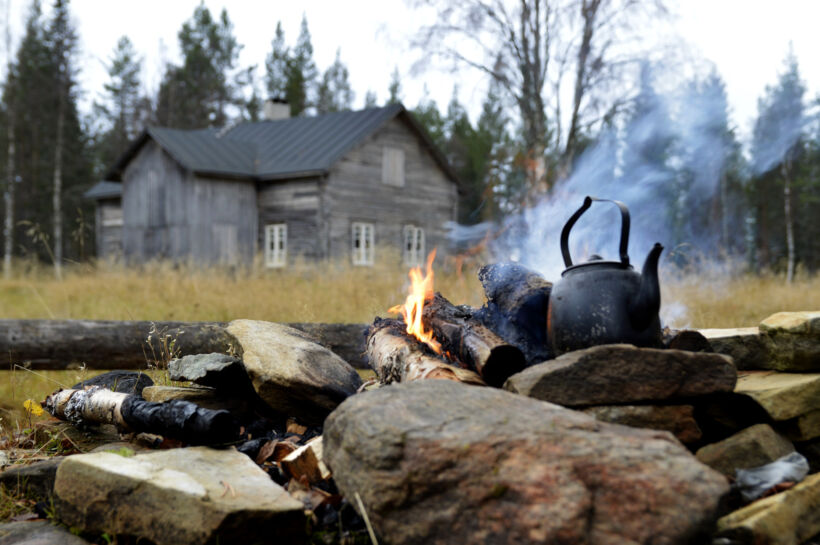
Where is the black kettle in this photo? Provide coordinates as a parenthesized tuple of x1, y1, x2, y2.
(547, 196, 664, 355)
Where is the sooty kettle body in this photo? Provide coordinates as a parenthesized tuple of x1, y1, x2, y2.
(547, 196, 664, 355)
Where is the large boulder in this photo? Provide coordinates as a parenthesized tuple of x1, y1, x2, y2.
(54, 446, 304, 545)
(324, 380, 729, 545)
(226, 319, 362, 424)
(504, 344, 736, 407)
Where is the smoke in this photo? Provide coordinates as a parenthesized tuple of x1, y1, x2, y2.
(449, 67, 758, 327)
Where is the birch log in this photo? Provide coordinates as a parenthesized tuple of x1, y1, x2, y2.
(366, 318, 485, 385)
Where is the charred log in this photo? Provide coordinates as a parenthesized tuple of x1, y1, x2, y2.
(366, 318, 485, 385)
(473, 262, 553, 365)
(43, 387, 242, 446)
(422, 293, 526, 387)
(663, 328, 713, 352)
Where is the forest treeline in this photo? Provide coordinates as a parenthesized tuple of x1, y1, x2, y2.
(0, 0, 818, 278)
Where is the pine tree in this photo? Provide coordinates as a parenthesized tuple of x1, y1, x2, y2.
(93, 36, 144, 174)
(284, 14, 317, 116)
(156, 4, 245, 128)
(316, 48, 354, 114)
(264, 21, 288, 99)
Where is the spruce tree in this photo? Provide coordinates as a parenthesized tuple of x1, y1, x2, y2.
(264, 21, 288, 99)
(284, 14, 317, 116)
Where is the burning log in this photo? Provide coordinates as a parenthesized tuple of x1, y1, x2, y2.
(422, 293, 526, 387)
(366, 318, 485, 385)
(44, 387, 241, 446)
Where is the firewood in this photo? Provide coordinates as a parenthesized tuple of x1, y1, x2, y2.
(366, 318, 485, 385)
(280, 436, 332, 484)
(43, 387, 241, 446)
(422, 293, 526, 387)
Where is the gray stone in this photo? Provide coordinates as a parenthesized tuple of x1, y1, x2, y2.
(695, 424, 795, 477)
(168, 353, 251, 391)
(699, 327, 768, 370)
(0, 458, 64, 499)
(504, 344, 737, 407)
(324, 380, 729, 545)
(227, 319, 362, 424)
(716, 472, 820, 545)
(758, 311, 820, 371)
(735, 370, 820, 421)
(72, 370, 153, 396)
(54, 446, 305, 545)
(779, 408, 820, 442)
(0, 520, 91, 544)
(581, 404, 702, 444)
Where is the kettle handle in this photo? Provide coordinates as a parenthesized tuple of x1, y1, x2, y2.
(560, 196, 631, 267)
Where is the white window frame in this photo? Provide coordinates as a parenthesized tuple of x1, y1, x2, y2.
(381, 146, 405, 187)
(264, 223, 287, 268)
(352, 222, 375, 266)
(403, 225, 425, 266)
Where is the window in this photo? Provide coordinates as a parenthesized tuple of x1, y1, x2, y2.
(352, 222, 375, 265)
(403, 225, 425, 266)
(382, 147, 405, 187)
(265, 224, 287, 268)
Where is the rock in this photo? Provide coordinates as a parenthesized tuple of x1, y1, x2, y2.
(663, 329, 712, 352)
(698, 327, 768, 370)
(54, 446, 305, 545)
(779, 408, 820, 442)
(758, 311, 820, 371)
(581, 404, 702, 444)
(0, 458, 64, 499)
(72, 370, 153, 395)
(168, 353, 252, 392)
(504, 344, 737, 407)
(226, 319, 362, 424)
(141, 385, 251, 414)
(695, 424, 794, 477)
(734, 370, 820, 421)
(0, 520, 91, 544)
(716, 472, 820, 545)
(324, 380, 729, 545)
(796, 437, 820, 473)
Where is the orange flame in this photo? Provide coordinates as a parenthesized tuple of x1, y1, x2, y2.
(389, 249, 442, 354)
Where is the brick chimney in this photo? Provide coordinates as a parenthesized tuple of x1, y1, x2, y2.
(264, 98, 291, 121)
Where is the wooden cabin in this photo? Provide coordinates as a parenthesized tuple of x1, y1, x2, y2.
(85, 103, 459, 267)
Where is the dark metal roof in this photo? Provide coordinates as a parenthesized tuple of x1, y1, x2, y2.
(102, 104, 459, 187)
(84, 180, 122, 199)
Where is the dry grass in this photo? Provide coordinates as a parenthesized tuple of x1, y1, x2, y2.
(1, 252, 819, 425)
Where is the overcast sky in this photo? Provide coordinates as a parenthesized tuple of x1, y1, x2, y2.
(5, 0, 819, 141)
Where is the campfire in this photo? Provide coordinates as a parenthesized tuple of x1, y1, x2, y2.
(368, 249, 528, 388)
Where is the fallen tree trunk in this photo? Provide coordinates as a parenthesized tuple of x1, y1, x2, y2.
(366, 318, 485, 385)
(422, 293, 526, 387)
(44, 387, 241, 446)
(0, 320, 368, 370)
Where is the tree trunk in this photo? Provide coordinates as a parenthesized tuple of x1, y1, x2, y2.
(52, 88, 65, 278)
(782, 161, 796, 283)
(3, 1, 14, 279)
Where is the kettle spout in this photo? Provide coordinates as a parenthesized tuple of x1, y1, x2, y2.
(628, 243, 663, 331)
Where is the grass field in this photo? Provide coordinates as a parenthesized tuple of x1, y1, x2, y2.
(2, 254, 820, 428)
